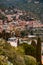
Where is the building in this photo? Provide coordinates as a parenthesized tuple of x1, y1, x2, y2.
(7, 37, 18, 47)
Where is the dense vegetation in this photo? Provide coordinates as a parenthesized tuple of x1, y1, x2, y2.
(0, 39, 38, 65)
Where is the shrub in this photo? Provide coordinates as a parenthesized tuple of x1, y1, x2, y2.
(24, 55, 38, 65)
(19, 43, 36, 57)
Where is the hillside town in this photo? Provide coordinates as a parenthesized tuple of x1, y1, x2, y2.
(0, 8, 43, 65)
(0, 9, 43, 34)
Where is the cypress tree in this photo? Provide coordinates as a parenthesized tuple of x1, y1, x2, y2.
(31, 40, 36, 48)
(17, 38, 19, 46)
(31, 40, 36, 58)
(36, 37, 42, 65)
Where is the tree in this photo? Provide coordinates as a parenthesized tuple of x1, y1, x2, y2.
(31, 40, 36, 48)
(31, 40, 37, 58)
(20, 43, 36, 57)
(2, 30, 11, 40)
(30, 30, 33, 35)
(15, 29, 20, 37)
(17, 38, 20, 46)
(0, 33, 2, 38)
(36, 37, 42, 65)
(2, 30, 6, 39)
(20, 30, 28, 37)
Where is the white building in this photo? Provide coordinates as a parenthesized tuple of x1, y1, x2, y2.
(7, 37, 18, 47)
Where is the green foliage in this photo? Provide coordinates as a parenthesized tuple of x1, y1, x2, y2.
(19, 43, 36, 57)
(20, 30, 28, 37)
(16, 46, 25, 55)
(0, 39, 38, 65)
(24, 55, 37, 65)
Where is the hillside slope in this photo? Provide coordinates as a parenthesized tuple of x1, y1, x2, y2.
(0, 0, 43, 23)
